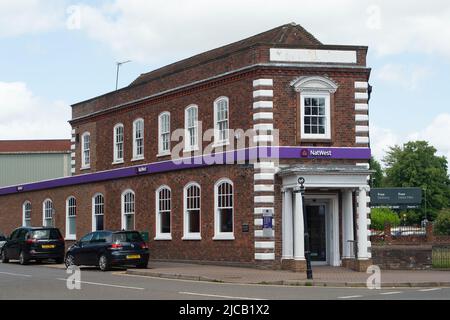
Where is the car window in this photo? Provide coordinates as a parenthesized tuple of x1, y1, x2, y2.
(91, 232, 109, 243)
(10, 229, 20, 240)
(79, 233, 94, 243)
(30, 229, 62, 240)
(18, 229, 29, 240)
(113, 232, 143, 243)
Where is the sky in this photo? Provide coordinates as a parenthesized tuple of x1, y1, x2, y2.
(0, 0, 449, 167)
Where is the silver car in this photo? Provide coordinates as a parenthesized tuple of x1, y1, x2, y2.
(0, 234, 7, 252)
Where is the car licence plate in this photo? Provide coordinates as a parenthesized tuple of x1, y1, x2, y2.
(126, 254, 141, 259)
(42, 245, 55, 249)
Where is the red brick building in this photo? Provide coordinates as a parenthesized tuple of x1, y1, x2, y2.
(0, 23, 373, 271)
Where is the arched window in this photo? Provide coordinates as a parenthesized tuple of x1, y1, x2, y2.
(42, 199, 54, 227)
(133, 118, 144, 159)
(155, 186, 171, 240)
(121, 190, 135, 231)
(183, 183, 201, 240)
(113, 123, 124, 163)
(23, 201, 31, 227)
(158, 112, 170, 155)
(214, 179, 234, 240)
(213, 97, 229, 145)
(185, 105, 198, 151)
(291, 76, 338, 140)
(92, 193, 105, 231)
(81, 132, 91, 168)
(66, 196, 76, 239)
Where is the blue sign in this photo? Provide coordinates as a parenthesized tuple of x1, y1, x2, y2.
(263, 216, 273, 229)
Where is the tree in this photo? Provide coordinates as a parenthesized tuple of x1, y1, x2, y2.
(383, 141, 450, 221)
(369, 157, 384, 188)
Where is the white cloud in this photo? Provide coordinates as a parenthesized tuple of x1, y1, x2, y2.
(0, 82, 71, 139)
(0, 0, 65, 37)
(375, 64, 432, 90)
(371, 113, 450, 170)
(68, 0, 450, 63)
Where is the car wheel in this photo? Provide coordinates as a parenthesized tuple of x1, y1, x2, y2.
(65, 254, 75, 268)
(98, 255, 110, 272)
(1, 250, 9, 263)
(19, 251, 29, 265)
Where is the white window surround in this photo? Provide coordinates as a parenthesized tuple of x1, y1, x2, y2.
(65, 196, 76, 240)
(22, 201, 31, 227)
(291, 76, 337, 141)
(213, 178, 235, 240)
(121, 189, 135, 231)
(132, 118, 145, 161)
(81, 132, 91, 169)
(213, 96, 230, 147)
(182, 182, 201, 240)
(113, 123, 124, 164)
(158, 112, 171, 156)
(155, 185, 172, 240)
(184, 105, 199, 152)
(42, 199, 54, 227)
(92, 193, 105, 232)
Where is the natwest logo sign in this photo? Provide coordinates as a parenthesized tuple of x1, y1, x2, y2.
(300, 148, 333, 158)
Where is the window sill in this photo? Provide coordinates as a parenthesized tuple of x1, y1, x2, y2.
(131, 157, 145, 162)
(182, 234, 202, 241)
(80, 166, 90, 171)
(156, 152, 171, 158)
(212, 234, 235, 241)
(212, 141, 230, 149)
(112, 160, 124, 165)
(183, 147, 200, 153)
(65, 235, 76, 241)
(154, 234, 172, 240)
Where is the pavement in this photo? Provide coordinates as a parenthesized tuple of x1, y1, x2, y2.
(124, 260, 450, 288)
(1, 261, 450, 300)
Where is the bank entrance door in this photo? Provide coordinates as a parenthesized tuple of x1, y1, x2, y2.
(305, 204, 327, 263)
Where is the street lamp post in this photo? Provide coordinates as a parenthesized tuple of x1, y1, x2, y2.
(298, 177, 313, 279)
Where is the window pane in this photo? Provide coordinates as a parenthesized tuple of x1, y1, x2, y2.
(188, 210, 200, 233)
(96, 215, 104, 231)
(69, 217, 76, 235)
(312, 107, 318, 115)
(319, 126, 325, 134)
(161, 212, 171, 233)
(125, 214, 134, 231)
(312, 98, 318, 106)
(304, 125, 311, 134)
(311, 126, 318, 134)
(319, 98, 325, 107)
(304, 107, 311, 115)
(305, 98, 311, 106)
(219, 208, 233, 233)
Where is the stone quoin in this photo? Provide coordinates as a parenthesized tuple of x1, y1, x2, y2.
(0, 23, 373, 271)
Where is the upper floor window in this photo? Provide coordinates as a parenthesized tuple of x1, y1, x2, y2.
(81, 132, 91, 168)
(121, 190, 135, 231)
(23, 201, 31, 227)
(92, 193, 105, 231)
(155, 186, 171, 240)
(133, 118, 144, 160)
(185, 105, 199, 151)
(183, 183, 201, 240)
(214, 97, 229, 145)
(43, 199, 54, 227)
(113, 123, 124, 163)
(66, 196, 76, 239)
(291, 76, 338, 141)
(158, 112, 170, 155)
(213, 178, 234, 240)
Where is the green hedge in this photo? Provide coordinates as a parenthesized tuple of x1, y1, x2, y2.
(370, 208, 400, 231)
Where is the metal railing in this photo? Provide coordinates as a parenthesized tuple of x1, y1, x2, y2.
(390, 223, 426, 237)
(432, 245, 450, 268)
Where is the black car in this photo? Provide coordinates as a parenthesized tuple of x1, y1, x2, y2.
(65, 230, 149, 271)
(1, 227, 65, 265)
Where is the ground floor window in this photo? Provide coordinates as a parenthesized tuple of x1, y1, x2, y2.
(214, 179, 234, 240)
(92, 194, 105, 231)
(66, 196, 76, 239)
(23, 201, 31, 227)
(183, 183, 201, 239)
(43, 199, 54, 227)
(156, 186, 171, 240)
(122, 190, 135, 231)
